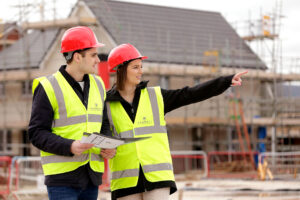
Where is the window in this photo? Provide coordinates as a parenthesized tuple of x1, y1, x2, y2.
(0, 129, 12, 153)
(159, 76, 169, 89)
(0, 82, 5, 98)
(192, 127, 203, 151)
(22, 80, 33, 96)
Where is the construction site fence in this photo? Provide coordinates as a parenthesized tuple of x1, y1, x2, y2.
(171, 151, 208, 179)
(0, 156, 11, 199)
(207, 151, 258, 179)
(258, 151, 300, 180)
(8, 156, 45, 200)
(3, 151, 300, 198)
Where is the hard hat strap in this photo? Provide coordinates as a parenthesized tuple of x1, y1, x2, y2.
(65, 51, 75, 62)
(63, 48, 91, 62)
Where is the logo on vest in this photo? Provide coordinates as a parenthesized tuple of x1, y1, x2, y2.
(90, 103, 102, 111)
(137, 116, 153, 125)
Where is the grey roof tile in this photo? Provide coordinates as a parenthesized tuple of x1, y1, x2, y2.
(84, 0, 266, 69)
(0, 29, 59, 70)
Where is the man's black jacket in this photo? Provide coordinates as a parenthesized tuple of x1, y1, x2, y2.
(28, 65, 111, 188)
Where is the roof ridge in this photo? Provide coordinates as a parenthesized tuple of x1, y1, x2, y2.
(106, 0, 221, 15)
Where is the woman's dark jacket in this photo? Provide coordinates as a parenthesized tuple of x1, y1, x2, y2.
(106, 75, 234, 199)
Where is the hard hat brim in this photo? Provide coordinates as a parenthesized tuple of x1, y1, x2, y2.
(110, 56, 148, 72)
(60, 42, 105, 53)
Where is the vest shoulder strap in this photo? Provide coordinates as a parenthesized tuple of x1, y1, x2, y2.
(33, 75, 58, 112)
(91, 74, 106, 101)
(32, 76, 46, 95)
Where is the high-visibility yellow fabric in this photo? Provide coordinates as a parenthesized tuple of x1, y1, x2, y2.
(33, 71, 106, 175)
(108, 87, 174, 191)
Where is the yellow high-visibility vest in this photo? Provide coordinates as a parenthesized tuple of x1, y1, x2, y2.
(107, 87, 174, 191)
(32, 71, 106, 175)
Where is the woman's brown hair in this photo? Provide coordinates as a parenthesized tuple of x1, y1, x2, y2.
(115, 62, 129, 91)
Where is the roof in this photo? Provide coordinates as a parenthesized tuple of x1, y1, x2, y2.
(84, 0, 266, 69)
(0, 29, 59, 70)
(0, 0, 266, 70)
(0, 22, 18, 35)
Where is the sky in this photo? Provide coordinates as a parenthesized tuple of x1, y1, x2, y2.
(0, 0, 299, 68)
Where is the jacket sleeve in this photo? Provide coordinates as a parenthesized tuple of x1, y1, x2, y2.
(100, 103, 113, 136)
(161, 75, 234, 114)
(28, 84, 74, 156)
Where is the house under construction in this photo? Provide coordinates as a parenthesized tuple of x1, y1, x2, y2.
(0, 0, 300, 177)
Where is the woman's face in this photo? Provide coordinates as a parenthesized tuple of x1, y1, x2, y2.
(126, 59, 143, 86)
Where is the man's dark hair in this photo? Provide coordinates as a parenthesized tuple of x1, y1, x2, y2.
(63, 48, 91, 64)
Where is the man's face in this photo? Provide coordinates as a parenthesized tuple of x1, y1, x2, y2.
(79, 47, 100, 74)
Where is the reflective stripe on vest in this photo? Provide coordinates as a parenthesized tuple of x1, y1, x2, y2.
(111, 162, 173, 180)
(41, 153, 103, 164)
(106, 87, 167, 138)
(47, 75, 104, 127)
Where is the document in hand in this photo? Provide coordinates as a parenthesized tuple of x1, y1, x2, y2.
(81, 132, 151, 149)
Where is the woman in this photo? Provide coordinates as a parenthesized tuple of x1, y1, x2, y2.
(106, 43, 247, 200)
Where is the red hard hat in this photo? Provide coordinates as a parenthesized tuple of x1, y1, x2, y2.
(108, 43, 148, 72)
(61, 26, 104, 53)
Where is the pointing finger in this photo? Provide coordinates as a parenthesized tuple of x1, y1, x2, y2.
(236, 71, 248, 78)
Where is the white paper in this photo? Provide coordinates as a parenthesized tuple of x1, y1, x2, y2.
(81, 134, 124, 149)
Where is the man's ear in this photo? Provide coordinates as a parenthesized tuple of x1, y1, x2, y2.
(73, 52, 82, 63)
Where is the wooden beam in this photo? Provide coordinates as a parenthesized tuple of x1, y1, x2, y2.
(2, 64, 300, 82)
(1, 116, 300, 130)
(165, 117, 300, 126)
(143, 64, 300, 81)
(0, 69, 45, 81)
(0, 39, 17, 45)
(0, 121, 27, 129)
(242, 34, 278, 41)
(21, 17, 97, 30)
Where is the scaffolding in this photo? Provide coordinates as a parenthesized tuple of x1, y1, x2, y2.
(0, 0, 78, 156)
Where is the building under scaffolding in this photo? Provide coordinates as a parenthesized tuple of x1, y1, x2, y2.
(0, 0, 300, 178)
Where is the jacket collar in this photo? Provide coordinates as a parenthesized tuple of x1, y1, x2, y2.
(106, 80, 149, 101)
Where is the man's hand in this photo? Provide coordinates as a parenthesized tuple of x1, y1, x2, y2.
(100, 148, 116, 159)
(231, 71, 248, 86)
(71, 140, 94, 156)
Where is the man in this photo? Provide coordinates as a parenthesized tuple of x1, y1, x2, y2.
(28, 26, 115, 200)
